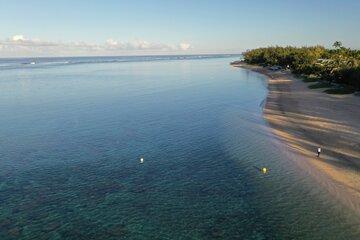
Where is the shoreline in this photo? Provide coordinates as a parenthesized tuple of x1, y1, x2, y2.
(233, 62, 360, 215)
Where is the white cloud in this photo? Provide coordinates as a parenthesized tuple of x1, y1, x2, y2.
(12, 35, 25, 41)
(106, 38, 118, 46)
(0, 35, 193, 57)
(179, 42, 191, 51)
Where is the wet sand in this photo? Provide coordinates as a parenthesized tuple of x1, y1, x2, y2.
(233, 62, 360, 215)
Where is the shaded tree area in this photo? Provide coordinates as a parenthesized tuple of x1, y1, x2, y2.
(242, 42, 360, 90)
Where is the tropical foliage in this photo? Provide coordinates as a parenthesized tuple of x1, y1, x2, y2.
(242, 42, 360, 90)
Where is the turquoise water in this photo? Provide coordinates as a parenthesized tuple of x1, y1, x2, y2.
(0, 56, 359, 239)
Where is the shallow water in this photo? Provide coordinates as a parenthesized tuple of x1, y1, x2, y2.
(0, 56, 359, 239)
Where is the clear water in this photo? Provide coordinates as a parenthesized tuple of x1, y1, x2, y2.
(0, 56, 359, 239)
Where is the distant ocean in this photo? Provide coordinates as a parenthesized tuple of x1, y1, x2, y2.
(0, 54, 240, 70)
(0, 55, 358, 239)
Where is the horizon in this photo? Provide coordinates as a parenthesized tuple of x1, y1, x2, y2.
(0, 0, 359, 57)
(0, 53, 242, 60)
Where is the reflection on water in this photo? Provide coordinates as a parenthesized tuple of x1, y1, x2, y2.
(0, 57, 359, 239)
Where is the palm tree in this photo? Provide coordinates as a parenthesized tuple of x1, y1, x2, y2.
(333, 41, 342, 49)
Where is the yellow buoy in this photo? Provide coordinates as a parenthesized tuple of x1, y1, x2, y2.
(261, 167, 267, 174)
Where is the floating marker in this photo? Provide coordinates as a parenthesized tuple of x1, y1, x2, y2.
(140, 157, 144, 164)
(261, 167, 267, 174)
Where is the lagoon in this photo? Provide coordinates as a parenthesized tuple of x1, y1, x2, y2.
(0, 56, 358, 239)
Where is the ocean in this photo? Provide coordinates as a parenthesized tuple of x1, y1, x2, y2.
(0, 55, 358, 239)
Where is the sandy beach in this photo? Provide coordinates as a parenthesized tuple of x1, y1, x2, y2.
(233, 62, 360, 214)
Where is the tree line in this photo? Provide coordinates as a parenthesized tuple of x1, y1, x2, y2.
(242, 42, 360, 90)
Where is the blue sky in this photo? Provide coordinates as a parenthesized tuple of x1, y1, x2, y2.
(0, 0, 359, 57)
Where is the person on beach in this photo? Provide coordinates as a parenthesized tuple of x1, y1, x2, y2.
(317, 147, 321, 157)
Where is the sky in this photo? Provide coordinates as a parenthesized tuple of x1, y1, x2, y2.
(0, 0, 359, 57)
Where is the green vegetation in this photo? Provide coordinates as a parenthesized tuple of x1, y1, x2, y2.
(243, 42, 360, 93)
(302, 75, 321, 82)
(308, 82, 332, 89)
